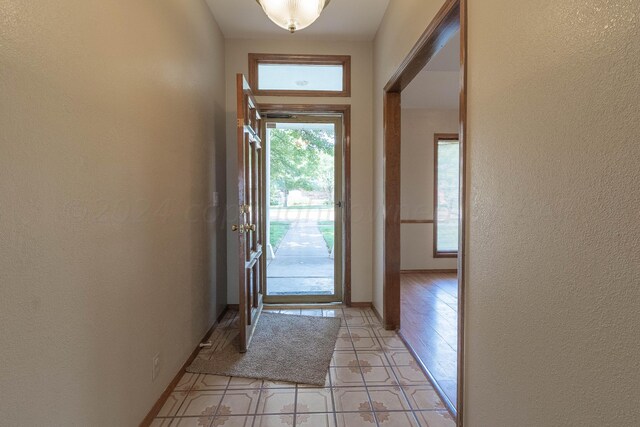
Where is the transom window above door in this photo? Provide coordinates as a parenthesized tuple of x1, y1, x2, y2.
(249, 53, 351, 97)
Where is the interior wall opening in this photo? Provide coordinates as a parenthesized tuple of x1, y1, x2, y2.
(381, 1, 466, 421)
(398, 29, 461, 414)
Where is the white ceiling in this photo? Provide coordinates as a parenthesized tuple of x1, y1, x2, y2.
(402, 32, 460, 110)
(206, 0, 390, 41)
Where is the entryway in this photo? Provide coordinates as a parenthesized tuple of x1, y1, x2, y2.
(263, 115, 345, 303)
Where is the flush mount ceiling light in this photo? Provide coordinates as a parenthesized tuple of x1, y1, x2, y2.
(256, 0, 331, 33)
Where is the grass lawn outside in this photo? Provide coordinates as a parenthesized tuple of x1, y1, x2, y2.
(318, 221, 335, 253)
(269, 221, 291, 251)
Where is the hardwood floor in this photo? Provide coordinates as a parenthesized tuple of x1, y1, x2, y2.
(400, 272, 458, 408)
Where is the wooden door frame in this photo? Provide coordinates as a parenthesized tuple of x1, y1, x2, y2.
(258, 103, 352, 306)
(382, 0, 466, 425)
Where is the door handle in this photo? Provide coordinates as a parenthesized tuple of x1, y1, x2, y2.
(335, 201, 343, 208)
(232, 224, 245, 232)
(247, 224, 257, 232)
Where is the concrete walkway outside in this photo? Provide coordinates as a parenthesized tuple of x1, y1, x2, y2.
(269, 207, 334, 222)
(267, 221, 334, 295)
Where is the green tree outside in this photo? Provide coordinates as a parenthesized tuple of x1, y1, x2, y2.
(269, 128, 334, 207)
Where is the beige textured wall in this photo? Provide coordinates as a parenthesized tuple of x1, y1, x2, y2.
(0, 0, 227, 425)
(401, 108, 458, 271)
(465, 1, 640, 424)
(372, 0, 446, 313)
(224, 39, 374, 303)
(374, 0, 640, 425)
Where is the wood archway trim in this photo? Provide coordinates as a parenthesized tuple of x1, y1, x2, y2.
(382, 0, 467, 425)
(258, 103, 352, 306)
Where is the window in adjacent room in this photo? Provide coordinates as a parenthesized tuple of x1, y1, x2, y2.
(434, 134, 460, 257)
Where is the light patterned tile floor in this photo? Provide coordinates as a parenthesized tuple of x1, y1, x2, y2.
(152, 307, 454, 427)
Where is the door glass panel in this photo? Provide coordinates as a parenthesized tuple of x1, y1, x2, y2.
(266, 120, 338, 297)
(246, 134, 253, 256)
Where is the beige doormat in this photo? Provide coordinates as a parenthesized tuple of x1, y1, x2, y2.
(187, 312, 341, 386)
